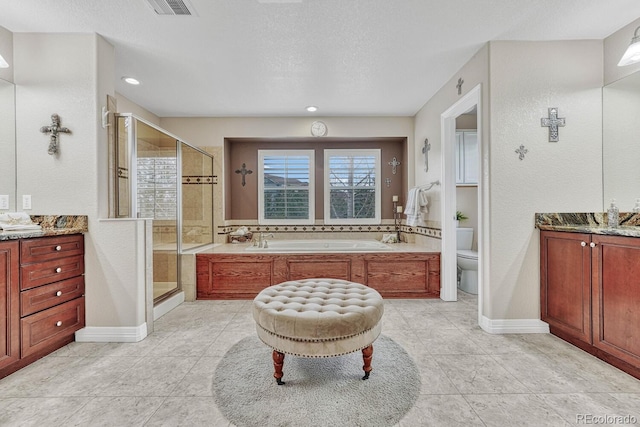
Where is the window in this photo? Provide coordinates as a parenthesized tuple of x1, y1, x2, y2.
(324, 149, 381, 224)
(137, 157, 177, 220)
(258, 150, 315, 225)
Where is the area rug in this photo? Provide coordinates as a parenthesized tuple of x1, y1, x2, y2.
(212, 334, 420, 427)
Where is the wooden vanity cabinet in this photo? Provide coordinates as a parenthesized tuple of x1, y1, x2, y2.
(0, 241, 20, 371)
(591, 235, 640, 372)
(540, 231, 592, 344)
(0, 234, 85, 379)
(540, 230, 640, 379)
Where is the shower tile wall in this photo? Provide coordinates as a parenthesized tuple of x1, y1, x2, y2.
(181, 145, 215, 246)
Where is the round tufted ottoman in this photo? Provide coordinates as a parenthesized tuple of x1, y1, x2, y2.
(252, 278, 384, 385)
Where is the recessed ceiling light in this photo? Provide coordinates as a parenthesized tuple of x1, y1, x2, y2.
(122, 77, 140, 85)
(306, 106, 318, 112)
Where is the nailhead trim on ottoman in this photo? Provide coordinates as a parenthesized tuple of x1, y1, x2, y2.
(253, 278, 384, 358)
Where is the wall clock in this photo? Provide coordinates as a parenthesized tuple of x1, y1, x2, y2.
(311, 120, 328, 137)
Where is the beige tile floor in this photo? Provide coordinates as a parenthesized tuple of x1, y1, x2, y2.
(1, 291, 639, 426)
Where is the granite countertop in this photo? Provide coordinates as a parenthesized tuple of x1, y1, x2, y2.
(195, 241, 437, 255)
(535, 212, 640, 238)
(0, 215, 88, 241)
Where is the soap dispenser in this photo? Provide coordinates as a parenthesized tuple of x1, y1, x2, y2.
(608, 199, 619, 228)
(633, 198, 640, 213)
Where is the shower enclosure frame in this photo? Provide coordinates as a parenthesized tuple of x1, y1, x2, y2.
(113, 113, 214, 305)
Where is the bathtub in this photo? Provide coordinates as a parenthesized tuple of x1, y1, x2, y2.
(244, 239, 394, 252)
(196, 240, 441, 299)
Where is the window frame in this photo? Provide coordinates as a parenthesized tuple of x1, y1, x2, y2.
(258, 149, 315, 225)
(323, 148, 381, 225)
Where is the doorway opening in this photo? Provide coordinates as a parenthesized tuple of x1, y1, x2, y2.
(440, 84, 483, 326)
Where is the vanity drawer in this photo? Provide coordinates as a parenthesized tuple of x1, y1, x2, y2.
(21, 234, 84, 264)
(21, 276, 85, 317)
(20, 255, 84, 290)
(21, 297, 85, 358)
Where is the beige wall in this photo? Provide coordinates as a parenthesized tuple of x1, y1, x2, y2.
(160, 116, 414, 222)
(489, 40, 603, 320)
(160, 116, 414, 147)
(413, 44, 490, 228)
(456, 186, 478, 250)
(116, 92, 160, 125)
(414, 40, 604, 323)
(14, 33, 147, 331)
(413, 43, 490, 299)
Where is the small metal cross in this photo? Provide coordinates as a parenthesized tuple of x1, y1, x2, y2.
(388, 157, 401, 175)
(456, 78, 464, 95)
(422, 138, 431, 172)
(235, 163, 253, 187)
(515, 145, 528, 160)
(385, 178, 392, 188)
(541, 107, 565, 142)
(40, 113, 71, 155)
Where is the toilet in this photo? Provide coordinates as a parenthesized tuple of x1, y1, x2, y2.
(456, 227, 478, 294)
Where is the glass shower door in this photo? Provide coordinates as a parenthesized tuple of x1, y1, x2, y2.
(181, 143, 214, 250)
(136, 121, 180, 302)
(114, 115, 214, 305)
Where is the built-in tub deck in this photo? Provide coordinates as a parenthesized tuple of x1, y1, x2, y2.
(196, 240, 440, 299)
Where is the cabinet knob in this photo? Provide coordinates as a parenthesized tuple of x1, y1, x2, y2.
(56, 291, 62, 297)
(590, 242, 597, 248)
(55, 267, 62, 273)
(55, 245, 62, 251)
(56, 321, 62, 327)
(581, 241, 587, 247)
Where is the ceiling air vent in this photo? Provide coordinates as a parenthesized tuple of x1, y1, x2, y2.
(145, 0, 197, 16)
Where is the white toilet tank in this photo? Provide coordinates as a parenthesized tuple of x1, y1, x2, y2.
(456, 227, 474, 250)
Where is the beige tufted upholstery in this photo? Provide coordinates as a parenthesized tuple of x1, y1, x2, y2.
(253, 278, 384, 357)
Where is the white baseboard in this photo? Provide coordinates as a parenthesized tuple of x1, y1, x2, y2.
(75, 323, 148, 343)
(153, 291, 184, 320)
(480, 316, 550, 334)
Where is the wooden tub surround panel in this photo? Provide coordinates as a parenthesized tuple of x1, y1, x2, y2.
(197, 251, 440, 299)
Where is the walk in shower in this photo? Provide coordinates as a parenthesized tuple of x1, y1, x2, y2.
(113, 114, 214, 303)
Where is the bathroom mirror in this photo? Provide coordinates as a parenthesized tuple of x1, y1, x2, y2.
(603, 71, 640, 211)
(0, 78, 16, 211)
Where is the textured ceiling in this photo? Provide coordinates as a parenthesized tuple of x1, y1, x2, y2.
(1, 0, 640, 117)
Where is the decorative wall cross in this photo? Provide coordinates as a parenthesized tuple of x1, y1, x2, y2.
(235, 163, 253, 187)
(40, 113, 71, 155)
(385, 178, 392, 188)
(456, 78, 464, 95)
(515, 144, 528, 160)
(541, 107, 565, 142)
(388, 157, 401, 175)
(422, 138, 431, 172)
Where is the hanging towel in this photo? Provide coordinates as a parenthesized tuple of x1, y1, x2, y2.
(418, 190, 429, 213)
(404, 188, 421, 226)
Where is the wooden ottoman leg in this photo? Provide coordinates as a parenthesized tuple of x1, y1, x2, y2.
(362, 344, 373, 380)
(272, 350, 286, 385)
